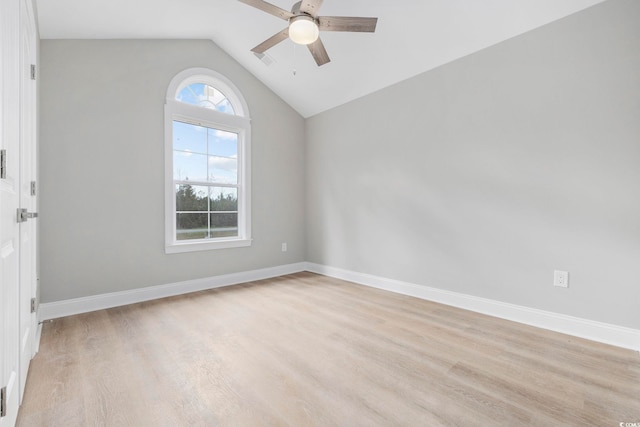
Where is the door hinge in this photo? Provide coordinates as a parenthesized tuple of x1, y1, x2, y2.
(31, 181, 36, 196)
(0, 149, 6, 179)
(30, 64, 36, 80)
(1, 386, 6, 417)
(31, 297, 37, 313)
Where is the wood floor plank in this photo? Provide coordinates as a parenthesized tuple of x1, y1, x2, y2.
(17, 272, 640, 426)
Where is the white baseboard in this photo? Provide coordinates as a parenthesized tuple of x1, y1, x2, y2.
(37, 261, 639, 352)
(34, 321, 42, 354)
(39, 262, 307, 321)
(305, 262, 640, 352)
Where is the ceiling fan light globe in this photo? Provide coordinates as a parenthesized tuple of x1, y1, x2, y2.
(289, 16, 319, 45)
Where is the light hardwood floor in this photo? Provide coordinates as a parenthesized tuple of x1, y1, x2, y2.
(17, 272, 640, 426)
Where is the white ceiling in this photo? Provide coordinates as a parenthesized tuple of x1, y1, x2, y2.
(36, 0, 606, 117)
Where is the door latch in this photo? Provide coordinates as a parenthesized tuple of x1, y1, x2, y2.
(17, 208, 38, 223)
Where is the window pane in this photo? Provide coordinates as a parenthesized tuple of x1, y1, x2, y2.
(176, 185, 208, 212)
(206, 86, 226, 106)
(208, 156, 238, 184)
(210, 213, 238, 238)
(176, 83, 205, 106)
(217, 99, 235, 115)
(210, 187, 238, 211)
(174, 121, 207, 154)
(174, 151, 207, 182)
(176, 213, 208, 240)
(176, 83, 236, 115)
(208, 128, 238, 158)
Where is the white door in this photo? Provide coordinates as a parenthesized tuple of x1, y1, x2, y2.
(18, 0, 38, 402)
(1, 0, 22, 423)
(1, 0, 37, 423)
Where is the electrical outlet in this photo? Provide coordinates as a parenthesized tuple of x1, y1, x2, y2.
(553, 270, 569, 288)
(281, 243, 287, 252)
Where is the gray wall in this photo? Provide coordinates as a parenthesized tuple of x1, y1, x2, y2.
(306, 0, 640, 329)
(40, 39, 306, 302)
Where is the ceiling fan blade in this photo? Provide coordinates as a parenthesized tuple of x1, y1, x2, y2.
(298, 0, 324, 18)
(237, 0, 294, 20)
(318, 16, 378, 32)
(251, 28, 290, 54)
(307, 37, 330, 66)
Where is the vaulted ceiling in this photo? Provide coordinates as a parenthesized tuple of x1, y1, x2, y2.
(36, 0, 606, 117)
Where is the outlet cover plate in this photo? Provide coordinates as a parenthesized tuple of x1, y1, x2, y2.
(554, 270, 569, 288)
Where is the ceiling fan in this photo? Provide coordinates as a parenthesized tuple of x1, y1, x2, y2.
(238, 0, 378, 66)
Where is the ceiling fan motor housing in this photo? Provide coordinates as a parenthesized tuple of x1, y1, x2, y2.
(291, 1, 315, 16)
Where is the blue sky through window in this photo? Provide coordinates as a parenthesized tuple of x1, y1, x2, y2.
(176, 83, 235, 114)
(173, 121, 238, 184)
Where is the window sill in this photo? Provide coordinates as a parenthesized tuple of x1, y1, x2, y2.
(165, 238, 252, 254)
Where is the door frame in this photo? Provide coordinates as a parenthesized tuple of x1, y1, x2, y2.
(18, 0, 38, 403)
(1, 0, 38, 424)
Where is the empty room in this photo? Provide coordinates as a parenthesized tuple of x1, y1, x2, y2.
(1, 0, 639, 425)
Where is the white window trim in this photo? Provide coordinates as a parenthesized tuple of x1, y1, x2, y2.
(164, 68, 251, 254)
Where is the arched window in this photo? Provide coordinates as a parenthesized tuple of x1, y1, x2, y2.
(165, 68, 251, 253)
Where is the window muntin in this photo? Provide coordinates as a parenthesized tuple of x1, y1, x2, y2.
(173, 121, 240, 241)
(172, 121, 238, 184)
(165, 68, 251, 253)
(175, 185, 238, 240)
(177, 83, 236, 114)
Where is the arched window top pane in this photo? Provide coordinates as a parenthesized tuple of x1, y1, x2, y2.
(176, 83, 236, 115)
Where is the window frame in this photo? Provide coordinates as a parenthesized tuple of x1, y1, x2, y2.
(165, 68, 251, 253)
